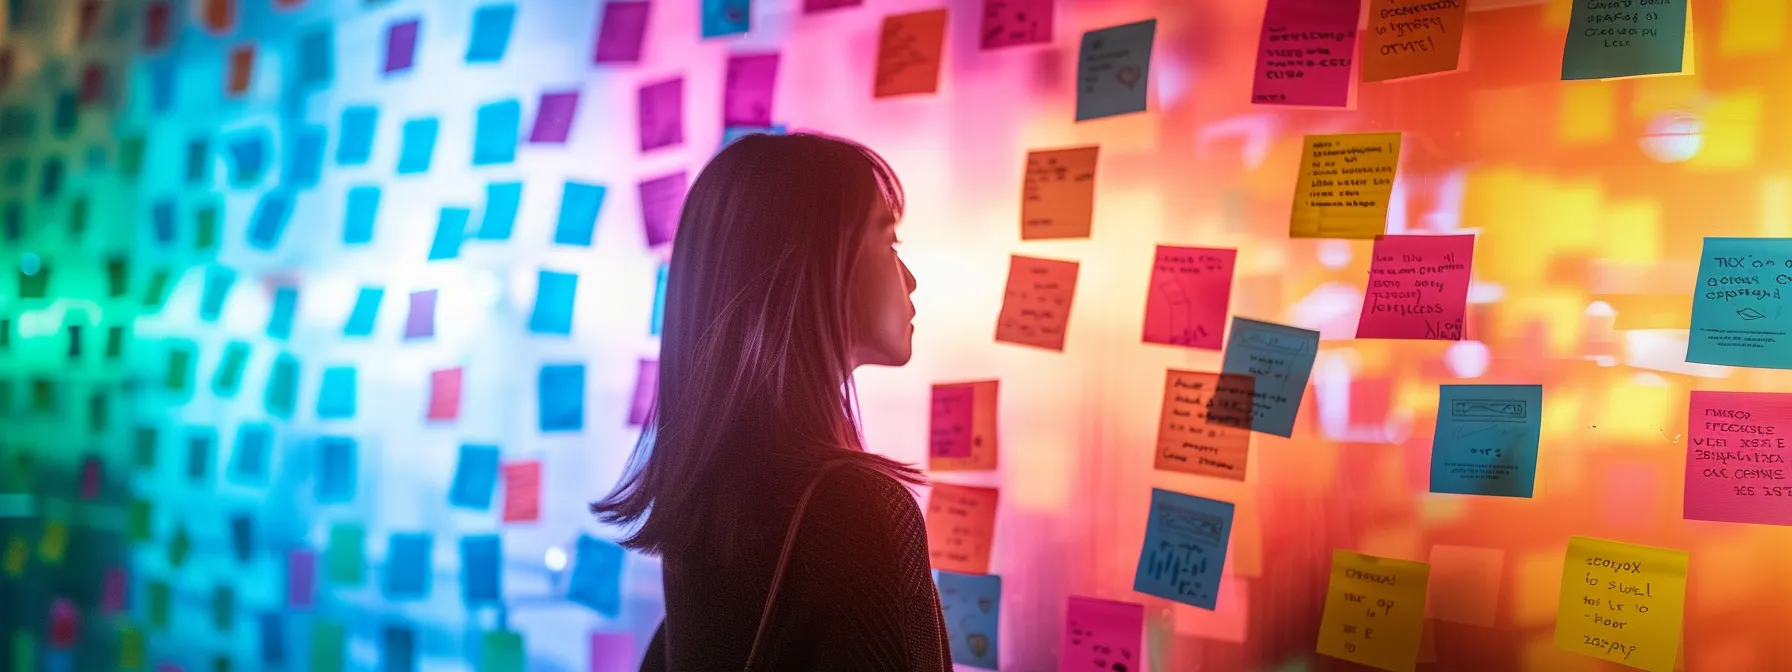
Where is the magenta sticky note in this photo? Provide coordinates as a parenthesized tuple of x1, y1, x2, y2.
(723, 53, 779, 128)
(78, 456, 102, 499)
(1685, 391, 1792, 525)
(287, 549, 317, 609)
(1142, 245, 1236, 350)
(593, 1, 650, 64)
(1250, 0, 1361, 107)
(929, 384, 975, 459)
(638, 171, 687, 247)
(384, 18, 421, 74)
(1061, 596, 1145, 670)
(590, 632, 636, 672)
(980, 0, 1054, 50)
(404, 289, 437, 340)
(628, 359, 657, 426)
(530, 91, 580, 144)
(637, 77, 684, 153)
(1356, 234, 1473, 340)
(103, 567, 129, 612)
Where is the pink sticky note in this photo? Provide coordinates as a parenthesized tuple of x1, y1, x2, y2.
(1250, 0, 1362, 107)
(502, 461, 542, 523)
(404, 289, 436, 340)
(1424, 544, 1504, 627)
(1142, 245, 1235, 350)
(980, 0, 1054, 50)
(804, 0, 861, 12)
(50, 597, 79, 646)
(1685, 391, 1792, 524)
(638, 172, 687, 247)
(637, 77, 684, 152)
(723, 53, 780, 128)
(428, 368, 462, 422)
(628, 359, 657, 426)
(1061, 596, 1145, 670)
(1356, 234, 1474, 340)
(593, 1, 650, 64)
(929, 384, 975, 459)
(590, 632, 636, 672)
(103, 567, 129, 613)
(287, 549, 316, 609)
(78, 456, 102, 499)
(530, 91, 581, 144)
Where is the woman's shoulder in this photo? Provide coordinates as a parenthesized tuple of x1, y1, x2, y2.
(804, 458, 926, 532)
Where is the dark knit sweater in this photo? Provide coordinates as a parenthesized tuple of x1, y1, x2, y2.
(639, 463, 951, 671)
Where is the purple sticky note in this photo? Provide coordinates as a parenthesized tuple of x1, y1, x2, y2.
(103, 567, 129, 612)
(287, 549, 316, 609)
(404, 289, 436, 340)
(637, 77, 683, 153)
(638, 171, 687, 247)
(530, 91, 580, 144)
(385, 19, 421, 74)
(723, 53, 779, 128)
(628, 359, 657, 426)
(593, 1, 649, 64)
(590, 632, 636, 672)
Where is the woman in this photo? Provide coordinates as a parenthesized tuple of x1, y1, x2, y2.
(594, 133, 950, 670)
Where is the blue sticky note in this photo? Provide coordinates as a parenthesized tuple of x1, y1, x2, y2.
(567, 535, 624, 616)
(473, 99, 520, 166)
(650, 262, 668, 336)
(259, 612, 286, 665)
(1687, 237, 1792, 369)
(1430, 385, 1544, 498)
(935, 571, 1001, 669)
(286, 124, 326, 188)
(246, 190, 293, 250)
(461, 534, 502, 604)
(449, 443, 500, 509)
(1217, 317, 1318, 438)
(529, 270, 577, 335)
(701, 0, 751, 38)
(230, 422, 273, 484)
(343, 184, 380, 245)
(344, 286, 384, 337)
(554, 181, 605, 246)
(317, 366, 357, 419)
(150, 198, 176, 244)
(1133, 488, 1233, 610)
(268, 286, 298, 339)
(266, 354, 299, 419)
(316, 436, 357, 503)
(478, 181, 521, 240)
(298, 25, 334, 86)
(148, 59, 177, 113)
(40, 156, 63, 198)
(382, 625, 415, 672)
(186, 136, 210, 183)
(1075, 20, 1157, 122)
(186, 427, 216, 484)
(467, 4, 516, 63)
(384, 532, 433, 599)
(538, 363, 585, 432)
(226, 130, 268, 185)
(397, 117, 438, 174)
(52, 90, 76, 136)
(200, 266, 236, 322)
(230, 513, 255, 562)
(428, 207, 471, 260)
(337, 106, 378, 166)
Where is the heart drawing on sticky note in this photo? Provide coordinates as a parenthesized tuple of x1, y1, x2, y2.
(1116, 66, 1141, 89)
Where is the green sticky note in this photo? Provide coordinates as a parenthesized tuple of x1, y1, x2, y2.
(312, 620, 346, 672)
(195, 203, 219, 251)
(143, 270, 172, 309)
(119, 135, 145, 177)
(325, 523, 365, 585)
(164, 346, 194, 393)
(481, 630, 526, 672)
(128, 498, 152, 541)
(119, 624, 145, 669)
(169, 523, 191, 567)
(214, 341, 250, 396)
(89, 391, 108, 432)
(133, 426, 158, 469)
(11, 630, 33, 672)
(213, 655, 231, 672)
(265, 354, 298, 418)
(105, 325, 126, 359)
(1562, 0, 1688, 79)
(147, 580, 171, 629)
(213, 585, 236, 631)
(69, 197, 88, 237)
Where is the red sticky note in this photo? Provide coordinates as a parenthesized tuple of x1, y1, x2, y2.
(1356, 234, 1474, 340)
(50, 597, 79, 646)
(287, 549, 316, 609)
(202, 0, 236, 34)
(1685, 391, 1792, 525)
(994, 255, 1079, 351)
(502, 461, 542, 523)
(1061, 596, 1144, 670)
(79, 63, 106, 104)
(929, 381, 998, 471)
(1142, 245, 1235, 350)
(980, 0, 1053, 50)
(1424, 544, 1504, 627)
(145, 2, 173, 50)
(77, 1, 103, 43)
(628, 359, 657, 426)
(0, 49, 14, 89)
(78, 456, 101, 499)
(103, 567, 129, 613)
(1250, 0, 1361, 107)
(873, 9, 948, 98)
(226, 46, 254, 96)
(925, 483, 998, 574)
(637, 77, 683, 153)
(723, 53, 779, 128)
(593, 1, 650, 64)
(427, 368, 462, 422)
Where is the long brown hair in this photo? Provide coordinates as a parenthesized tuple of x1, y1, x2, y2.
(592, 133, 923, 558)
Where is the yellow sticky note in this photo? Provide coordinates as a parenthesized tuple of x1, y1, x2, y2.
(1290, 133, 1401, 239)
(1553, 536, 1687, 672)
(3, 535, 27, 578)
(39, 520, 67, 564)
(1317, 550, 1431, 672)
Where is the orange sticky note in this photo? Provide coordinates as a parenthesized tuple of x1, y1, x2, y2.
(926, 483, 998, 574)
(1424, 544, 1504, 627)
(1360, 0, 1469, 82)
(1154, 370, 1253, 481)
(1020, 146, 1099, 239)
(203, 0, 236, 34)
(226, 45, 254, 95)
(1143, 245, 1236, 349)
(874, 8, 948, 98)
(929, 380, 998, 472)
(501, 461, 541, 523)
(995, 255, 1079, 351)
(427, 368, 462, 422)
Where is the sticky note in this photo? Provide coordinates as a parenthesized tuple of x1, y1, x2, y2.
(1316, 550, 1430, 672)
(260, 612, 286, 665)
(926, 483, 998, 574)
(187, 429, 216, 484)
(150, 579, 175, 626)
(404, 289, 437, 340)
(1425, 544, 1503, 627)
(186, 136, 210, 183)
(1290, 133, 1401, 239)
(1686, 237, 1792, 369)
(936, 571, 1001, 668)
(1144, 246, 1236, 349)
(929, 380, 999, 471)
(194, 203, 219, 250)
(994, 255, 1080, 351)
(78, 455, 101, 498)
(1361, 0, 1468, 82)
(165, 345, 195, 393)
(265, 353, 298, 418)
(530, 91, 579, 144)
(981, 0, 1053, 49)
(702, 0, 750, 38)
(478, 181, 521, 240)
(651, 263, 668, 336)
(315, 436, 356, 503)
(316, 366, 357, 420)
(128, 499, 152, 542)
(325, 523, 364, 584)
(427, 367, 462, 422)
(723, 53, 779, 127)
(592, 1, 649, 63)
(145, 2, 172, 49)
(397, 118, 438, 174)
(384, 533, 432, 599)
(1219, 317, 1318, 437)
(119, 623, 144, 668)
(804, 0, 860, 12)
(466, 4, 516, 63)
(40, 156, 63, 198)
(874, 9, 948, 98)
(202, 0, 235, 32)
(213, 585, 237, 631)
(336, 106, 377, 166)
(226, 131, 268, 184)
(1252, 0, 1362, 106)
(429, 207, 472, 260)
(568, 534, 625, 616)
(555, 181, 605, 246)
(1075, 19, 1156, 121)
(104, 567, 128, 612)
(1062, 596, 1144, 670)
(147, 59, 176, 112)
(637, 78, 684, 153)
(482, 630, 525, 671)
(267, 286, 297, 339)
(638, 172, 686, 247)
(530, 270, 578, 335)
(589, 632, 635, 672)
(384, 19, 420, 74)
(344, 286, 383, 336)
(200, 266, 236, 322)
(462, 534, 503, 604)
(1430, 384, 1543, 497)
(451, 445, 501, 511)
(229, 422, 272, 484)
(1020, 146, 1098, 240)
(1155, 370, 1254, 481)
(473, 99, 520, 166)
(246, 190, 292, 250)
(539, 363, 585, 432)
(287, 549, 316, 608)
(39, 519, 67, 563)
(226, 45, 254, 95)
(298, 25, 333, 86)
(628, 359, 657, 426)
(1357, 234, 1474, 339)
(383, 625, 415, 672)
(1133, 488, 1233, 609)
(52, 91, 76, 136)
(3, 536, 25, 576)
(312, 620, 345, 672)
(1554, 536, 1687, 672)
(502, 460, 542, 522)
(1563, 0, 1688, 79)
(1684, 391, 1792, 524)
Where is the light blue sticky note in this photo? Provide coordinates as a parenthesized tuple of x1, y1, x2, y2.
(1133, 488, 1233, 610)
(230, 422, 273, 484)
(567, 535, 624, 616)
(343, 286, 384, 337)
(246, 190, 293, 250)
(650, 262, 668, 336)
(1430, 384, 1543, 498)
(529, 270, 577, 335)
(226, 130, 269, 185)
(337, 106, 378, 166)
(461, 534, 502, 605)
(343, 185, 380, 245)
(449, 443, 500, 509)
(298, 25, 334, 86)
(286, 124, 326, 188)
(1687, 237, 1792, 369)
(268, 286, 298, 339)
(1217, 317, 1318, 438)
(1076, 19, 1156, 121)
(148, 58, 178, 113)
(701, 0, 751, 38)
(466, 4, 516, 63)
(472, 99, 520, 166)
(316, 436, 357, 503)
(428, 207, 472, 260)
(150, 198, 177, 244)
(200, 266, 236, 322)
(397, 117, 438, 174)
(384, 532, 433, 599)
(935, 571, 1001, 669)
(317, 366, 357, 419)
(538, 363, 585, 432)
(478, 181, 521, 240)
(554, 181, 604, 246)
(266, 353, 299, 419)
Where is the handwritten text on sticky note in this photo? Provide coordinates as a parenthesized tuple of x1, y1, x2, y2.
(874, 9, 948, 98)
(1143, 245, 1235, 349)
(1061, 596, 1144, 670)
(1554, 536, 1687, 672)
(1155, 370, 1253, 481)
(1431, 384, 1544, 498)
(927, 483, 999, 575)
(1291, 133, 1401, 239)
(1219, 317, 1320, 438)
(1362, 0, 1468, 82)
(1252, 0, 1362, 106)
(929, 380, 998, 471)
(1563, 0, 1688, 79)
(1686, 237, 1792, 369)
(1357, 234, 1473, 340)
(1021, 146, 1098, 240)
(1133, 488, 1233, 609)
(995, 255, 1079, 351)
(1317, 550, 1431, 672)
(1684, 391, 1792, 525)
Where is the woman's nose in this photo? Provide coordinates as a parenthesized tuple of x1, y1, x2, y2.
(900, 257, 917, 294)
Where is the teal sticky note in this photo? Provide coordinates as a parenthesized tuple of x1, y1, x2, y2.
(449, 443, 500, 509)
(151, 198, 177, 244)
(1075, 19, 1156, 121)
(200, 266, 236, 322)
(1217, 317, 1318, 438)
(246, 190, 292, 250)
(165, 343, 195, 393)
(538, 363, 585, 432)
(478, 181, 521, 240)
(230, 513, 256, 562)
(52, 90, 76, 136)
(529, 270, 576, 335)
(187, 427, 216, 484)
(554, 181, 605, 246)
(40, 156, 63, 198)
(311, 620, 345, 672)
(466, 4, 516, 63)
(344, 287, 384, 336)
(148, 58, 178, 113)
(344, 184, 380, 244)
(186, 136, 210, 183)
(1430, 384, 1543, 498)
(384, 532, 432, 599)
(212, 585, 236, 631)
(326, 523, 365, 585)
(702, 0, 750, 38)
(316, 436, 357, 503)
(134, 425, 159, 468)
(567, 535, 624, 615)
(472, 99, 519, 166)
(397, 117, 438, 174)
(214, 340, 251, 396)
(428, 207, 471, 260)
(382, 624, 415, 672)
(317, 366, 357, 419)
(650, 262, 667, 336)
(144, 269, 173, 309)
(1132, 487, 1233, 609)
(298, 24, 334, 86)
(226, 130, 268, 185)
(286, 124, 326, 188)
(230, 422, 272, 484)
(481, 630, 525, 671)
(936, 571, 1001, 669)
(337, 106, 378, 166)
(268, 286, 298, 339)
(265, 353, 298, 418)
(1561, 0, 1687, 80)
(1687, 237, 1792, 369)
(462, 534, 502, 605)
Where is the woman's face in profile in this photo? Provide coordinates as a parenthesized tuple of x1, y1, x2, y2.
(848, 200, 918, 368)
